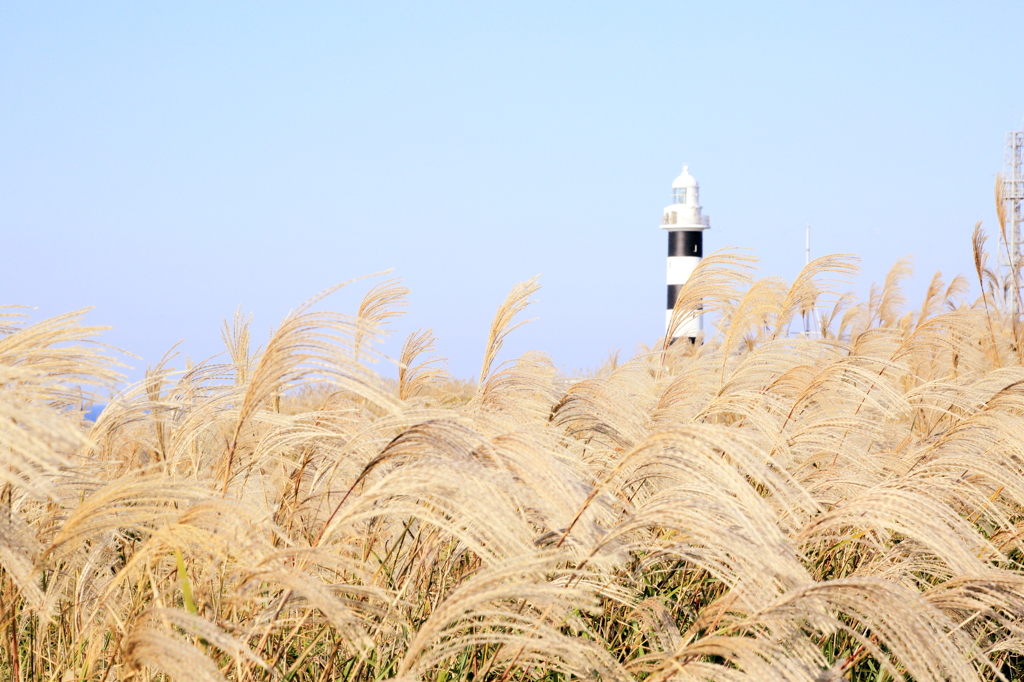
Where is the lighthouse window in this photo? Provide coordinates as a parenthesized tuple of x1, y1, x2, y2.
(673, 188, 687, 204)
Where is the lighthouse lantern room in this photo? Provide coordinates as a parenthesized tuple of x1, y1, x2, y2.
(661, 165, 710, 341)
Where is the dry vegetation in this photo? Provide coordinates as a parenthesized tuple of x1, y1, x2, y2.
(7, 233, 1024, 682)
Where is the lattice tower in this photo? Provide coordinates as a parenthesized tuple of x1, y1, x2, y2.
(1001, 128, 1024, 315)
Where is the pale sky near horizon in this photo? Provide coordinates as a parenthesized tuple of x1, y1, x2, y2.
(3, 2, 1024, 385)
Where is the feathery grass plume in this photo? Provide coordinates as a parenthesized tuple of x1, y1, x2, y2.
(551, 355, 659, 452)
(814, 291, 856, 340)
(124, 608, 269, 682)
(477, 276, 540, 387)
(397, 329, 449, 401)
(0, 309, 123, 503)
(983, 264, 1007, 309)
(663, 248, 757, 352)
(799, 486, 1000, 578)
(944, 273, 971, 310)
(833, 294, 865, 341)
(653, 350, 726, 420)
(395, 556, 627, 682)
(670, 577, 984, 682)
(910, 270, 971, 363)
(772, 254, 860, 339)
(973, 223, 1004, 366)
(994, 173, 1024, 317)
(476, 350, 558, 425)
(855, 256, 913, 333)
(0, 308, 124, 406)
(0, 368, 85, 498)
(0, 306, 28, 336)
(997, 172, 1008, 237)
(354, 277, 409, 363)
(223, 308, 254, 386)
(716, 276, 788, 366)
(917, 270, 949, 329)
(144, 346, 185, 464)
(124, 624, 229, 682)
(43, 475, 209, 564)
(0, 484, 46, 612)
(219, 275, 399, 493)
(12, 251, 1024, 680)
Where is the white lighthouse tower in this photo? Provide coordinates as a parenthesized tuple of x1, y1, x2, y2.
(661, 165, 710, 341)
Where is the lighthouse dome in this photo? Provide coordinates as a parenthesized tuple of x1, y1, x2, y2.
(671, 165, 699, 189)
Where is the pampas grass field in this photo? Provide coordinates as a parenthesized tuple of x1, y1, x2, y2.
(7, 228, 1024, 681)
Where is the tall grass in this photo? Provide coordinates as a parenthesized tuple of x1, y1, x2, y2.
(5, 239, 1024, 681)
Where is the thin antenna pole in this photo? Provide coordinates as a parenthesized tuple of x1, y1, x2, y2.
(802, 224, 819, 337)
(806, 224, 810, 266)
(802, 225, 810, 334)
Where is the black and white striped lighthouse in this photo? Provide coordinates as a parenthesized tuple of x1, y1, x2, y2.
(661, 165, 710, 341)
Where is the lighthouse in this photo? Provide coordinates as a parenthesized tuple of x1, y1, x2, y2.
(661, 165, 710, 342)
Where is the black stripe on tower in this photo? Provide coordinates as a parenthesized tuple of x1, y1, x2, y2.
(668, 230, 703, 257)
(667, 283, 683, 310)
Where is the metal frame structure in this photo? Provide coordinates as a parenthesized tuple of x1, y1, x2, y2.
(801, 224, 820, 337)
(1001, 128, 1024, 315)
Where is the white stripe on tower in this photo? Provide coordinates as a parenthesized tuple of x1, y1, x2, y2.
(661, 165, 710, 342)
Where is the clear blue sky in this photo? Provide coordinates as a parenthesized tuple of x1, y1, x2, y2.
(3, 2, 1023, 383)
